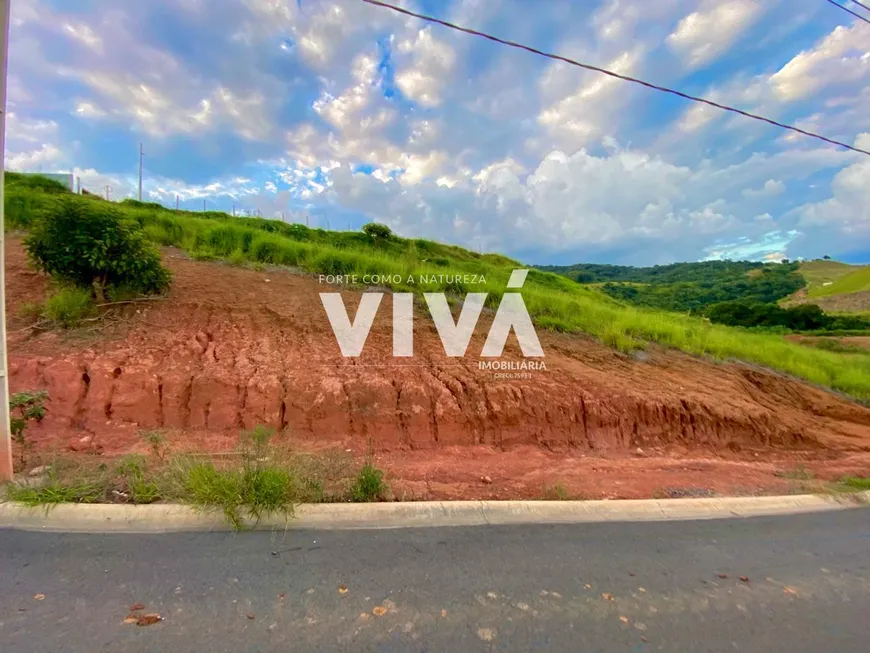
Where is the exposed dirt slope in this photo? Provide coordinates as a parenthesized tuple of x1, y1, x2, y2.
(7, 238, 870, 465)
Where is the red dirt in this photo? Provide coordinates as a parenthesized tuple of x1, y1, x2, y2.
(7, 237, 870, 499)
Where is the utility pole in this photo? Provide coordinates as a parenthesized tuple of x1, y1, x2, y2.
(76, 176, 81, 194)
(203, 199, 206, 211)
(138, 142, 144, 201)
(105, 185, 111, 201)
(176, 195, 179, 210)
(232, 203, 235, 216)
(306, 214, 309, 227)
(0, 0, 13, 480)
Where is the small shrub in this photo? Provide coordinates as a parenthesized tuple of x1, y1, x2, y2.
(42, 287, 96, 328)
(362, 222, 393, 240)
(141, 429, 169, 461)
(10, 390, 48, 468)
(25, 196, 172, 299)
(350, 460, 386, 502)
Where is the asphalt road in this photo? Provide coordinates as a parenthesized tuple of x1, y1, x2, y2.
(1, 510, 869, 652)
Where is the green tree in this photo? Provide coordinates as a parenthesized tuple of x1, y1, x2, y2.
(362, 222, 393, 240)
(25, 197, 171, 301)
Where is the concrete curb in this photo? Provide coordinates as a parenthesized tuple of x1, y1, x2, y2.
(1, 493, 866, 533)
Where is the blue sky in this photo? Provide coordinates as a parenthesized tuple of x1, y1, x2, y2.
(6, 0, 870, 265)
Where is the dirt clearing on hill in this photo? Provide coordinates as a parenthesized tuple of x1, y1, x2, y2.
(7, 237, 870, 499)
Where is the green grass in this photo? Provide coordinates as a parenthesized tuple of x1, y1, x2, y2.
(6, 171, 870, 400)
(6, 478, 106, 506)
(2, 426, 389, 529)
(349, 460, 387, 502)
(839, 476, 870, 491)
(42, 287, 97, 328)
(799, 259, 858, 293)
(807, 266, 870, 298)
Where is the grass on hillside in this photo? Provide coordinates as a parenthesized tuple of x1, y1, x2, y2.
(799, 259, 857, 292)
(5, 172, 870, 401)
(807, 267, 870, 298)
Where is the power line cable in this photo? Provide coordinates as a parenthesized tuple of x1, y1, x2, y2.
(824, 0, 870, 25)
(362, 0, 870, 157)
(848, 0, 870, 13)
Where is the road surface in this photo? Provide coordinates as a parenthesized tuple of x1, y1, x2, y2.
(1, 510, 869, 651)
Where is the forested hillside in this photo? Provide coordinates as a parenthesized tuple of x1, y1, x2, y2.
(538, 260, 805, 313)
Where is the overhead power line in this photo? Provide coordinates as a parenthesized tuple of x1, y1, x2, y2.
(362, 0, 870, 157)
(824, 0, 870, 25)
(848, 0, 870, 13)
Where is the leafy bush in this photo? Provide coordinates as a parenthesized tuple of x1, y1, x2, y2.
(362, 222, 393, 240)
(121, 198, 166, 211)
(43, 287, 97, 327)
(24, 196, 172, 299)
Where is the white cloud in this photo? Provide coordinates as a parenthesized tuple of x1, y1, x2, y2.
(62, 21, 103, 52)
(7, 144, 65, 171)
(667, 0, 763, 68)
(5, 113, 66, 172)
(797, 133, 870, 238)
(742, 179, 785, 198)
(770, 23, 870, 102)
(537, 48, 644, 149)
(8, 0, 870, 266)
(394, 28, 457, 107)
(74, 100, 107, 118)
(6, 112, 58, 144)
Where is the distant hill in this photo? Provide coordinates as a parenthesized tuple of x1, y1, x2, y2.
(783, 260, 870, 313)
(538, 260, 805, 314)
